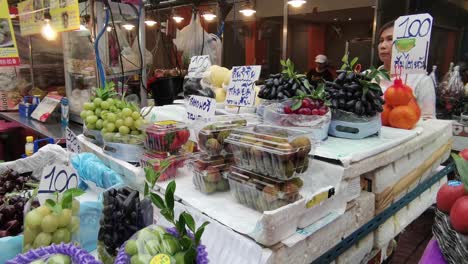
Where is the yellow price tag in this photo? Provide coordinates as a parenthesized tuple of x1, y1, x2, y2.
(155, 120, 178, 126)
(150, 254, 172, 264)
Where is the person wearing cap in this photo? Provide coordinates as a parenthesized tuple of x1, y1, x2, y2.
(307, 54, 334, 86)
(377, 20, 436, 119)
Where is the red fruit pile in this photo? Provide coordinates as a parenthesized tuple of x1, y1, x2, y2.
(284, 98, 329, 116)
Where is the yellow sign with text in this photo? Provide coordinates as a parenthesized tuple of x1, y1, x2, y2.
(0, 0, 20, 66)
(18, 0, 80, 36)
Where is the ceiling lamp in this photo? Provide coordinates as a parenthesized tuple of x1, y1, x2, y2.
(202, 10, 217, 21)
(106, 26, 112, 32)
(122, 23, 135, 30)
(41, 12, 57, 41)
(145, 13, 157, 26)
(287, 0, 306, 8)
(172, 12, 184, 23)
(239, 1, 256, 17)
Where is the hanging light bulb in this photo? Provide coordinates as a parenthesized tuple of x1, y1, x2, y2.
(106, 26, 112, 32)
(202, 10, 217, 21)
(172, 14, 184, 23)
(287, 0, 306, 8)
(239, 1, 256, 17)
(122, 23, 135, 30)
(145, 13, 157, 26)
(41, 12, 57, 41)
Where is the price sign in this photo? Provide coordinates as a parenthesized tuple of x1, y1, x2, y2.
(391, 14, 433, 74)
(225, 66, 261, 107)
(31, 94, 63, 122)
(38, 164, 79, 204)
(187, 55, 211, 78)
(66, 127, 81, 153)
(186, 95, 216, 121)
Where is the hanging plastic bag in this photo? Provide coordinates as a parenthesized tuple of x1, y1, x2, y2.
(121, 38, 153, 72)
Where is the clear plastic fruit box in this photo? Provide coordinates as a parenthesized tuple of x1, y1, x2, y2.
(102, 133, 145, 164)
(189, 154, 234, 194)
(263, 100, 331, 141)
(83, 124, 103, 145)
(142, 120, 190, 154)
(225, 125, 313, 180)
(195, 115, 251, 157)
(139, 151, 192, 182)
(328, 109, 382, 139)
(228, 166, 303, 212)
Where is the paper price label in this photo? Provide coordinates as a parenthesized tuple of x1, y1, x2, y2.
(225, 65, 261, 107)
(66, 127, 81, 153)
(187, 55, 211, 78)
(391, 13, 433, 74)
(38, 164, 79, 204)
(186, 95, 216, 121)
(305, 186, 335, 209)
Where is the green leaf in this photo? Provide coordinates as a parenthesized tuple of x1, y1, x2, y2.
(341, 54, 348, 63)
(145, 167, 156, 185)
(340, 64, 348, 71)
(150, 192, 166, 209)
(195, 221, 210, 245)
(350, 57, 359, 68)
(375, 75, 381, 84)
(452, 154, 468, 192)
(180, 236, 193, 251)
(184, 248, 197, 263)
(280, 60, 287, 67)
(286, 59, 292, 68)
(302, 79, 311, 89)
(290, 100, 302, 111)
(380, 70, 391, 81)
(160, 208, 173, 223)
(182, 212, 196, 233)
(63, 188, 85, 198)
(296, 90, 306, 96)
(165, 181, 176, 211)
(368, 83, 382, 91)
(177, 213, 186, 237)
(61, 192, 73, 209)
(45, 199, 56, 211)
(144, 182, 149, 197)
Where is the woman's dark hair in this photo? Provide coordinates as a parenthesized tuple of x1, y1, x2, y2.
(378, 20, 396, 37)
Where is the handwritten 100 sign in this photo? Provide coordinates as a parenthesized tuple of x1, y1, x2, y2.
(225, 66, 261, 107)
(391, 13, 433, 75)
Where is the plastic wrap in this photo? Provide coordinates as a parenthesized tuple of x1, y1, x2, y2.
(114, 226, 209, 264)
(140, 152, 192, 182)
(83, 124, 104, 146)
(97, 187, 153, 264)
(102, 133, 145, 163)
(6, 243, 100, 264)
(190, 154, 233, 194)
(225, 125, 313, 180)
(328, 109, 382, 139)
(142, 121, 190, 154)
(263, 100, 331, 141)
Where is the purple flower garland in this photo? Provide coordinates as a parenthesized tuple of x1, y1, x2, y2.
(6, 243, 101, 264)
(115, 227, 208, 264)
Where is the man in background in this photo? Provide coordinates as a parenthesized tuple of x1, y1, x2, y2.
(307, 54, 334, 86)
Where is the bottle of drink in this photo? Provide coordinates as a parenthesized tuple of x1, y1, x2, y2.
(25, 136, 34, 156)
(61, 97, 69, 127)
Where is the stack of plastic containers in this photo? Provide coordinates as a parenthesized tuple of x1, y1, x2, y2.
(225, 125, 313, 212)
(190, 116, 251, 194)
(140, 121, 192, 182)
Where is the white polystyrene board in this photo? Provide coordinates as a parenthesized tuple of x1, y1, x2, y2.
(315, 126, 421, 167)
(157, 158, 346, 246)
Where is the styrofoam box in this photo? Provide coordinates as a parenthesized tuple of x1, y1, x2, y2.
(363, 120, 452, 195)
(374, 175, 447, 249)
(333, 233, 374, 264)
(265, 192, 375, 264)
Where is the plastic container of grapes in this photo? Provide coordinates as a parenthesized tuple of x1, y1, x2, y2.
(228, 166, 303, 212)
(189, 154, 234, 194)
(195, 115, 251, 157)
(23, 198, 80, 253)
(142, 120, 190, 154)
(328, 109, 382, 139)
(225, 125, 313, 180)
(114, 225, 209, 264)
(139, 151, 192, 182)
(83, 124, 103, 145)
(263, 100, 331, 141)
(102, 133, 145, 163)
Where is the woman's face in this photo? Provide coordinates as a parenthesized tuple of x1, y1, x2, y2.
(378, 26, 394, 65)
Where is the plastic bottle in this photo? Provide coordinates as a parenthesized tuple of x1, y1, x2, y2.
(61, 97, 69, 127)
(25, 136, 34, 156)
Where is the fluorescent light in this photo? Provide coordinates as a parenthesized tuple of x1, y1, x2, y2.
(145, 20, 157, 26)
(122, 24, 135, 30)
(288, 0, 306, 8)
(172, 15, 184, 23)
(239, 2, 256, 17)
(202, 12, 216, 21)
(41, 20, 57, 41)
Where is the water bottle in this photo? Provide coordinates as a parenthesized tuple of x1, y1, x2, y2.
(61, 97, 69, 127)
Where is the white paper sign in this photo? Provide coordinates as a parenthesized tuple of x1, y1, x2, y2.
(391, 13, 433, 74)
(187, 55, 211, 78)
(31, 95, 62, 122)
(225, 65, 261, 106)
(38, 164, 79, 204)
(186, 95, 216, 121)
(66, 127, 81, 154)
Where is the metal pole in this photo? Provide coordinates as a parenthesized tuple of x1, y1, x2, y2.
(282, 0, 288, 60)
(28, 37, 34, 90)
(140, 6, 147, 106)
(370, 0, 379, 67)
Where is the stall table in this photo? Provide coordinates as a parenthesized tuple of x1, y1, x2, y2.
(77, 119, 453, 264)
